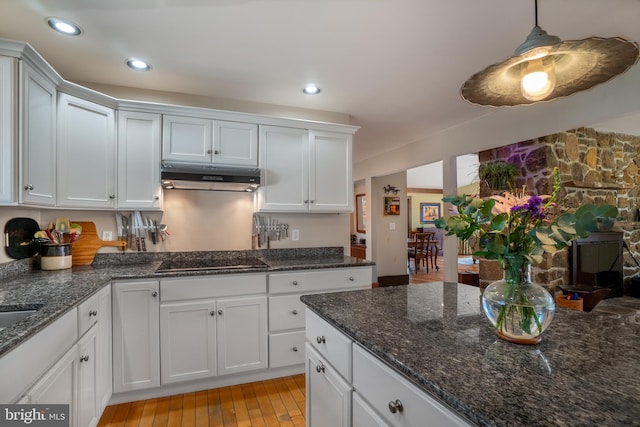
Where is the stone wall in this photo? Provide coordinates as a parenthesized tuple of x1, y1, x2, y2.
(478, 128, 640, 293)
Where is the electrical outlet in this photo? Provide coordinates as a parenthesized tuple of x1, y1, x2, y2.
(102, 231, 113, 241)
(292, 229, 300, 241)
(389, 222, 396, 230)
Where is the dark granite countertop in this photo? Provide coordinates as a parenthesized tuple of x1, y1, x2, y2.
(301, 282, 640, 427)
(0, 248, 374, 358)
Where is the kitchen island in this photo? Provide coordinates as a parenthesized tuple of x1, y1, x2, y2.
(301, 282, 640, 427)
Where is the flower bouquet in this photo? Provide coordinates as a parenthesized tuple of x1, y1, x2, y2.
(435, 168, 618, 343)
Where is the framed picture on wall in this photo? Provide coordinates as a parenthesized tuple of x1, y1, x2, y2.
(384, 197, 401, 215)
(420, 202, 440, 223)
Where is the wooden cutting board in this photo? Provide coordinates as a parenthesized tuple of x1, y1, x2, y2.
(71, 221, 126, 265)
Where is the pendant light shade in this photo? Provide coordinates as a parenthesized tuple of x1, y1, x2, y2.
(461, 5, 639, 107)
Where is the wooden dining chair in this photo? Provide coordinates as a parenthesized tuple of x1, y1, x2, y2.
(408, 232, 431, 272)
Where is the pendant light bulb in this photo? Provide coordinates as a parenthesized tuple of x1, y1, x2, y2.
(520, 58, 555, 101)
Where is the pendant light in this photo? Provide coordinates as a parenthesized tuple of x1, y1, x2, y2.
(461, 0, 639, 107)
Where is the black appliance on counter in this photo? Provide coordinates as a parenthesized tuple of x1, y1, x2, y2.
(570, 231, 623, 298)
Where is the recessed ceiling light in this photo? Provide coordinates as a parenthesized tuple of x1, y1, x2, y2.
(126, 58, 152, 72)
(303, 84, 321, 95)
(46, 17, 83, 36)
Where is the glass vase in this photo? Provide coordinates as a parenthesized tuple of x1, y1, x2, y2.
(481, 254, 555, 345)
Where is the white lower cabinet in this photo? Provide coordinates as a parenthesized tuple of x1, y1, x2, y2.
(158, 274, 268, 385)
(306, 343, 352, 427)
(353, 392, 389, 427)
(268, 266, 372, 370)
(112, 280, 160, 393)
(19, 285, 111, 427)
(352, 344, 472, 427)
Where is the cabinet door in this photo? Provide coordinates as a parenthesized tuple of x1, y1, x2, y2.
(305, 343, 351, 427)
(257, 125, 309, 211)
(28, 344, 78, 425)
(57, 93, 116, 208)
(19, 62, 56, 206)
(117, 111, 162, 209)
(309, 130, 353, 212)
(112, 281, 160, 393)
(216, 296, 268, 375)
(213, 120, 258, 166)
(162, 115, 212, 163)
(353, 392, 390, 427)
(95, 286, 112, 415)
(77, 325, 98, 427)
(0, 56, 16, 204)
(160, 300, 217, 384)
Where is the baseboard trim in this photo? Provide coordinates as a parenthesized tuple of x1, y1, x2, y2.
(377, 274, 409, 287)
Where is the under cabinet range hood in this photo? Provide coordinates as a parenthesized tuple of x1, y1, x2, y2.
(160, 162, 261, 192)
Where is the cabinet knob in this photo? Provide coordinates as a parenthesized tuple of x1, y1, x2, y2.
(291, 309, 298, 315)
(89, 310, 98, 317)
(109, 194, 116, 199)
(304, 200, 309, 204)
(207, 149, 213, 154)
(214, 150, 220, 155)
(292, 346, 298, 352)
(348, 276, 355, 281)
(210, 310, 216, 316)
(24, 184, 34, 191)
(154, 196, 160, 200)
(388, 400, 403, 414)
(310, 200, 315, 204)
(315, 363, 325, 373)
(218, 310, 223, 315)
(151, 291, 158, 297)
(292, 280, 298, 286)
(80, 355, 90, 363)
(316, 336, 325, 344)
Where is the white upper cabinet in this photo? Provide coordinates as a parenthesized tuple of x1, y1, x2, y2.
(257, 126, 353, 213)
(57, 93, 116, 208)
(162, 115, 258, 167)
(0, 56, 15, 205)
(309, 130, 353, 212)
(117, 111, 162, 210)
(19, 61, 57, 206)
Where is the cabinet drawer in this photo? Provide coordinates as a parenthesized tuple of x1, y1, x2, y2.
(352, 344, 472, 427)
(269, 331, 305, 368)
(305, 309, 352, 381)
(78, 286, 108, 337)
(269, 294, 306, 331)
(161, 273, 267, 301)
(269, 267, 372, 295)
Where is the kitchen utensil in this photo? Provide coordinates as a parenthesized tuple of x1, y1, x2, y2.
(70, 221, 127, 265)
(55, 216, 70, 233)
(4, 217, 40, 259)
(136, 211, 146, 251)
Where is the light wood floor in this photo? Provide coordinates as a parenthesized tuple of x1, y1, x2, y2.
(408, 255, 479, 284)
(97, 374, 305, 427)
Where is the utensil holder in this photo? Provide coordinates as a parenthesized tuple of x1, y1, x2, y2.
(40, 243, 72, 270)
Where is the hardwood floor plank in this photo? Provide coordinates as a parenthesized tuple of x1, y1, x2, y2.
(252, 381, 280, 427)
(274, 378, 302, 418)
(167, 395, 184, 427)
(139, 399, 158, 427)
(152, 397, 171, 427)
(218, 386, 238, 427)
(110, 402, 132, 427)
(99, 404, 118, 426)
(283, 376, 305, 406)
(206, 389, 223, 427)
(182, 392, 196, 427)
(194, 390, 209, 427)
(231, 387, 251, 427)
(262, 379, 293, 426)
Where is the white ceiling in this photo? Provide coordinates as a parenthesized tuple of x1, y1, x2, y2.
(0, 0, 639, 166)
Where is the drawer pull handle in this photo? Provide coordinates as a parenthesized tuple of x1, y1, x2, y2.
(348, 276, 355, 281)
(292, 280, 298, 286)
(388, 400, 403, 414)
(292, 346, 298, 352)
(25, 184, 34, 191)
(89, 310, 98, 317)
(80, 355, 90, 363)
(292, 310, 298, 315)
(316, 363, 325, 373)
(210, 310, 216, 316)
(316, 336, 325, 344)
(151, 291, 158, 297)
